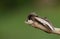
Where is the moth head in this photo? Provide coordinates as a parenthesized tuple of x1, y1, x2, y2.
(25, 20, 33, 24)
(25, 12, 38, 25)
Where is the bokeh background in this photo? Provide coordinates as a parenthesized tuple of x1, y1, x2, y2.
(1, 0, 60, 39)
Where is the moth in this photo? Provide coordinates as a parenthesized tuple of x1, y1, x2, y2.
(25, 12, 60, 35)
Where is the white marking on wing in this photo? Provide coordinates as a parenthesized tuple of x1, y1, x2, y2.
(35, 17, 54, 31)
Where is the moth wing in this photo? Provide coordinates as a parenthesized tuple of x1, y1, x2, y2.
(42, 17, 54, 26)
(34, 17, 54, 31)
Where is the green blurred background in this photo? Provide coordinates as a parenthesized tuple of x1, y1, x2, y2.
(0, 0, 60, 39)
